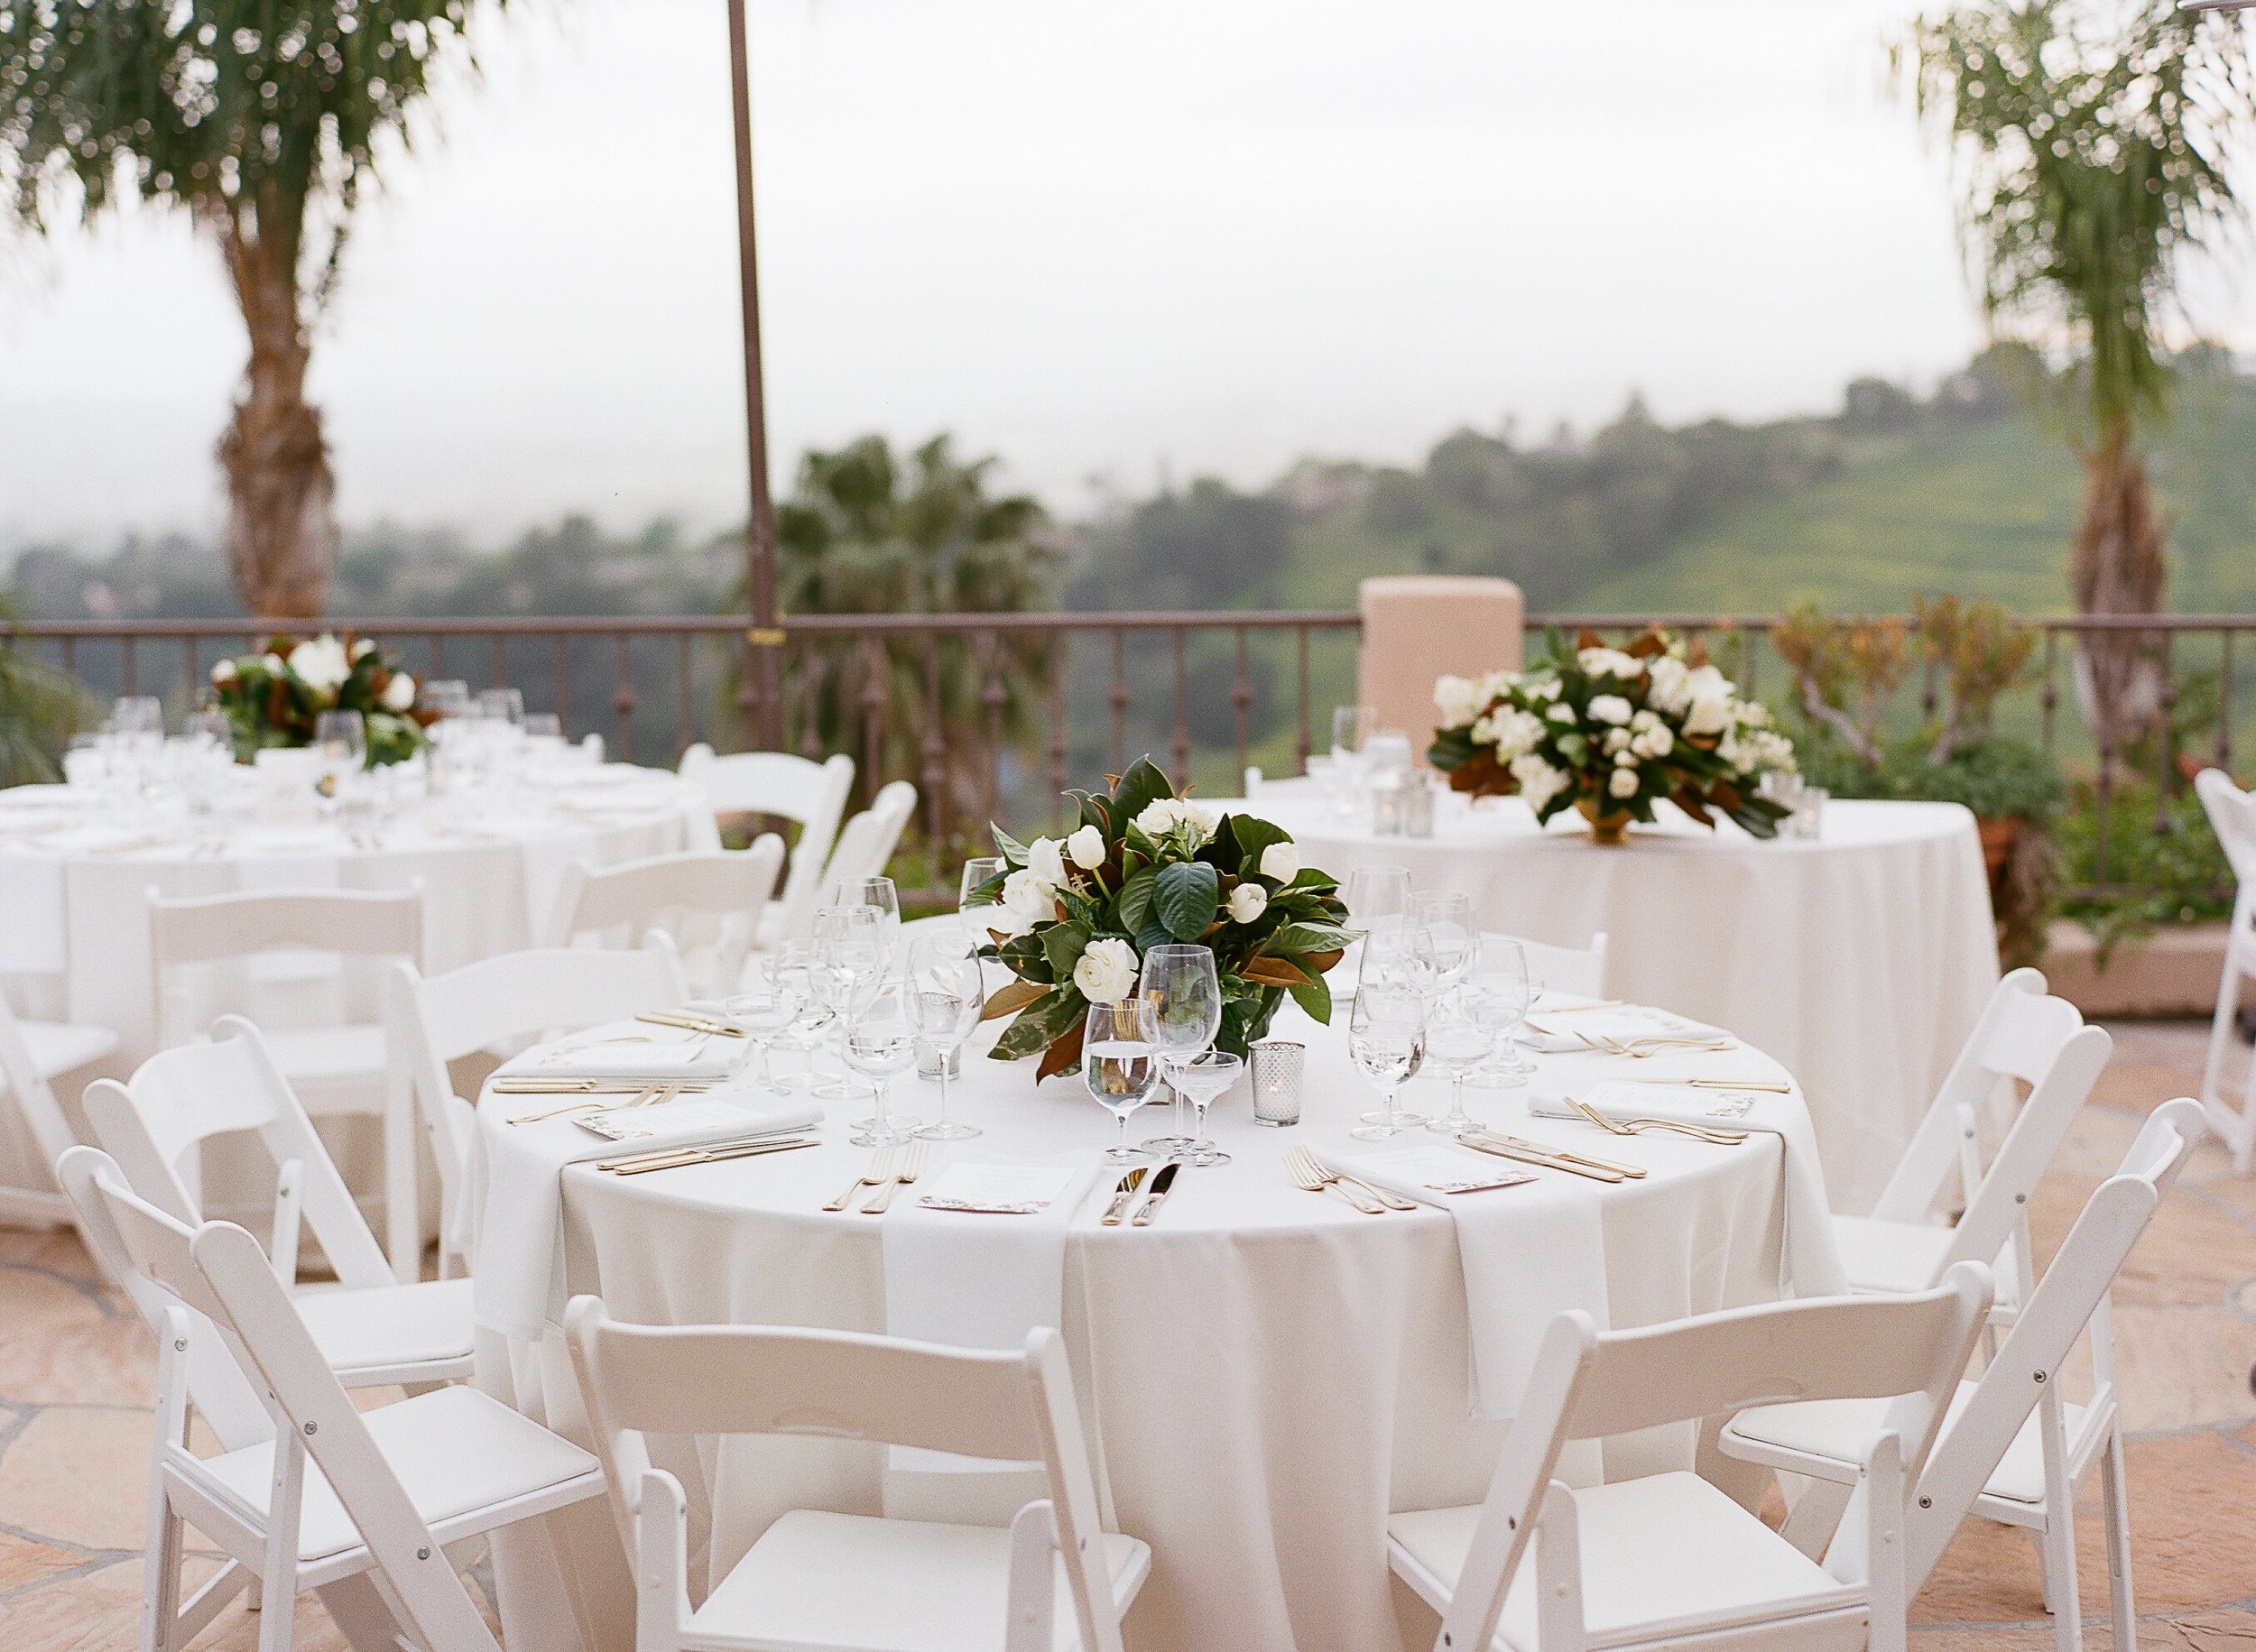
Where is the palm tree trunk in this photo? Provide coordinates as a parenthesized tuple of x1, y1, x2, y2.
(215, 195, 336, 621)
(2070, 424, 2168, 753)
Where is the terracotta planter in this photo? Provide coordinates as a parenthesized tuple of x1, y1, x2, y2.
(1978, 816, 2020, 887)
(1576, 797, 1632, 845)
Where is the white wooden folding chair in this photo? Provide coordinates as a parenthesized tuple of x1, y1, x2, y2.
(1489, 930, 1610, 999)
(566, 1299, 1151, 1652)
(1388, 1264, 1993, 1652)
(1724, 1098, 2204, 1652)
(810, 780, 920, 909)
(0, 992, 118, 1228)
(1831, 967, 2110, 1317)
(2195, 767, 2256, 1173)
(57, 1146, 605, 1652)
(679, 745, 855, 945)
(385, 935, 690, 1280)
(542, 839, 784, 996)
(82, 1016, 476, 1389)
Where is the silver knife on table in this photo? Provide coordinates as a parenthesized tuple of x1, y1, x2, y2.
(1131, 1160, 1182, 1226)
(1099, 1167, 1150, 1226)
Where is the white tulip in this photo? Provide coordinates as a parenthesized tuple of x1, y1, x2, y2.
(1226, 882, 1269, 924)
(1072, 937, 1140, 1004)
(998, 870, 1055, 935)
(1258, 841, 1300, 883)
(1066, 824, 1107, 869)
(1028, 835, 1069, 889)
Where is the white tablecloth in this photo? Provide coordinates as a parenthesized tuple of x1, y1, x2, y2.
(1256, 788, 2000, 1213)
(474, 983, 1836, 1652)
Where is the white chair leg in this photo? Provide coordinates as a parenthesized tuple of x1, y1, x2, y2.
(143, 1317, 190, 1652)
(2102, 1427, 2137, 1651)
(2202, 957, 2238, 1112)
(2236, 1044, 2256, 1177)
(2039, 1514, 2084, 1652)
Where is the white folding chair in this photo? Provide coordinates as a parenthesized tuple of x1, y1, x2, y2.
(679, 745, 855, 945)
(0, 992, 118, 1228)
(1832, 967, 2110, 1316)
(1724, 1098, 2205, 1652)
(1490, 930, 1610, 999)
(1388, 1265, 1993, 1652)
(813, 780, 920, 906)
(566, 1299, 1149, 1652)
(2196, 767, 2256, 1173)
(57, 1147, 605, 1652)
(81, 1016, 476, 1389)
(385, 935, 689, 1280)
(543, 840, 784, 996)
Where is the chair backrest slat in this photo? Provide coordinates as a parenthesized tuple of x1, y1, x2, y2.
(150, 885, 425, 968)
(818, 781, 919, 897)
(2196, 767, 2256, 887)
(680, 747, 855, 938)
(543, 844, 782, 995)
(1484, 930, 1608, 999)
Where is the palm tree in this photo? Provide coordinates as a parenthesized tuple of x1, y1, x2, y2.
(1905, 0, 2254, 746)
(1, 3, 504, 619)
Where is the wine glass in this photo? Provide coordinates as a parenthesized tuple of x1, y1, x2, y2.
(723, 952, 803, 1094)
(829, 876, 901, 969)
(1135, 944, 1223, 1154)
(814, 903, 889, 1107)
(1464, 935, 1534, 1086)
(765, 939, 825, 1089)
(1422, 997, 1495, 1135)
(1170, 1050, 1244, 1167)
(1342, 864, 1410, 931)
(907, 934, 985, 1140)
(1330, 705, 1374, 772)
(1349, 986, 1428, 1140)
(1082, 1001, 1160, 1163)
(477, 686, 525, 726)
(842, 983, 918, 1147)
(957, 856, 1005, 941)
(1409, 891, 1478, 1003)
(314, 710, 366, 797)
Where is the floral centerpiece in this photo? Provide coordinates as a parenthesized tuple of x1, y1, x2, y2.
(209, 632, 431, 767)
(973, 758, 1356, 1079)
(1427, 626, 1797, 843)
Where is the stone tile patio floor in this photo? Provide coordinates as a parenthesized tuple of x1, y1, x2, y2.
(3, 1020, 2253, 1649)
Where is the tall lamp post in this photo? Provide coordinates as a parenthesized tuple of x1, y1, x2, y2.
(726, 0, 785, 749)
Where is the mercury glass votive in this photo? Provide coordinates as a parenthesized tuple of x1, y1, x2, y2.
(1251, 1040, 1307, 1127)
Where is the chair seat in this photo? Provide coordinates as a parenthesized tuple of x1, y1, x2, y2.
(18, 1019, 119, 1080)
(1387, 1472, 1867, 1652)
(293, 1278, 475, 1377)
(1831, 1215, 2021, 1311)
(689, 1508, 1151, 1652)
(1722, 1380, 2076, 1508)
(198, 1384, 599, 1562)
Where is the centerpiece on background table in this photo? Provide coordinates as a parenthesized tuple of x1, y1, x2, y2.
(972, 758, 1356, 1080)
(1428, 626, 1797, 844)
(209, 632, 432, 767)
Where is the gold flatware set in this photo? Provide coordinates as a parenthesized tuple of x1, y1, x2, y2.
(636, 1009, 745, 1038)
(503, 1080, 703, 1124)
(1456, 1131, 1645, 1183)
(1282, 1147, 1418, 1214)
(823, 1142, 931, 1214)
(1561, 1094, 1749, 1145)
(599, 1133, 820, 1175)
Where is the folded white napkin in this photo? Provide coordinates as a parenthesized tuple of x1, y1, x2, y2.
(1333, 1140, 1609, 1421)
(472, 1083, 819, 1339)
(882, 1152, 1101, 1491)
(1529, 1077, 1846, 1296)
(510, 1037, 745, 1085)
(1519, 1001, 1729, 1056)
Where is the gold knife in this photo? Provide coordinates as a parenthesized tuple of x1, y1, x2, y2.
(1456, 1135, 1627, 1183)
(602, 1136, 820, 1175)
(635, 1011, 745, 1038)
(1131, 1160, 1182, 1226)
(1099, 1167, 1150, 1226)
(1620, 1077, 1792, 1093)
(1481, 1133, 1647, 1179)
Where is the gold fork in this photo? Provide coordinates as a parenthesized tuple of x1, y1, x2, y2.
(1284, 1146, 1385, 1214)
(825, 1147, 893, 1211)
(1564, 1095, 1749, 1145)
(505, 1083, 666, 1125)
(861, 1140, 929, 1214)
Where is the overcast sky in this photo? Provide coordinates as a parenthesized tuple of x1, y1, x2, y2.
(2, 0, 2249, 550)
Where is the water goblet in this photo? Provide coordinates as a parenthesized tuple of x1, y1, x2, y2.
(1464, 935, 1534, 1086)
(724, 955, 803, 1094)
(1348, 985, 1428, 1140)
(1409, 891, 1477, 1002)
(957, 856, 1005, 942)
(1421, 998, 1495, 1135)
(1136, 944, 1223, 1154)
(906, 935, 985, 1140)
(1170, 1050, 1244, 1167)
(814, 903, 890, 1109)
(842, 983, 918, 1147)
(313, 710, 366, 803)
(1082, 1001, 1160, 1163)
(828, 875, 901, 967)
(476, 687, 525, 726)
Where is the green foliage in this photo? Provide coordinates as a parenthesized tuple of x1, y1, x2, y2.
(1798, 728, 2064, 823)
(2057, 777, 2233, 953)
(0, 629, 88, 788)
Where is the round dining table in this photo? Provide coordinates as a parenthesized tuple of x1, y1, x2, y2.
(1249, 783, 2001, 1214)
(473, 947, 1843, 1652)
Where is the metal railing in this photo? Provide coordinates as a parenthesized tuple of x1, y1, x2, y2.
(8, 607, 2249, 900)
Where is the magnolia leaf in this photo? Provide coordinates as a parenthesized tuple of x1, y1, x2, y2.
(1117, 864, 1159, 932)
(1271, 921, 1355, 955)
(1134, 917, 1176, 955)
(1240, 955, 1308, 988)
(1229, 812, 1291, 870)
(1576, 627, 1604, 651)
(1300, 948, 1345, 975)
(1288, 973, 1334, 1025)
(1107, 757, 1175, 835)
(991, 824, 1030, 863)
(981, 979, 1050, 1022)
(1153, 859, 1219, 941)
(1036, 1018, 1087, 1082)
(990, 985, 1086, 1060)
(1041, 922, 1092, 978)
(1626, 628, 1667, 660)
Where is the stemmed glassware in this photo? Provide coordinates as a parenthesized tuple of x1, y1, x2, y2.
(841, 983, 918, 1147)
(765, 939, 825, 1089)
(1136, 944, 1224, 1156)
(1328, 705, 1375, 818)
(1348, 985, 1428, 1140)
(1168, 1051, 1243, 1167)
(313, 710, 366, 804)
(829, 876, 901, 969)
(1464, 935, 1534, 1086)
(1082, 1001, 1160, 1163)
(813, 903, 890, 1106)
(957, 856, 1004, 943)
(1422, 997, 1495, 1136)
(905, 934, 985, 1140)
(724, 952, 803, 1094)
(1409, 892, 1477, 1001)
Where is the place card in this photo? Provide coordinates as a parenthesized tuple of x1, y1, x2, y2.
(915, 1162, 1078, 1214)
(1351, 1145, 1533, 1195)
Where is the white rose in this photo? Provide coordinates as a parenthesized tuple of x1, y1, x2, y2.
(1588, 695, 1632, 726)
(1578, 647, 1643, 681)
(1226, 882, 1269, 924)
(1072, 937, 1139, 1004)
(1490, 707, 1545, 761)
(1511, 752, 1567, 813)
(1181, 800, 1219, 839)
(351, 638, 376, 660)
(997, 869, 1055, 936)
(1645, 655, 1691, 715)
(381, 672, 417, 712)
(1434, 674, 1486, 729)
(1027, 836, 1068, 888)
(1604, 727, 1632, 755)
(210, 659, 236, 685)
(1632, 724, 1675, 760)
(1683, 691, 1734, 737)
(1066, 824, 1107, 869)
(1133, 798, 1184, 837)
(1608, 765, 1640, 799)
(288, 633, 353, 694)
(1545, 702, 1576, 724)
(1258, 841, 1299, 882)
